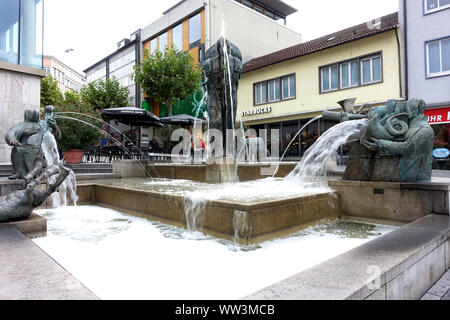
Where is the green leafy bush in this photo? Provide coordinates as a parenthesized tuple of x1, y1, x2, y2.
(55, 90, 102, 151)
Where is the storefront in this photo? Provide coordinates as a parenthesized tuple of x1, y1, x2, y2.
(244, 114, 338, 160)
(425, 107, 450, 169)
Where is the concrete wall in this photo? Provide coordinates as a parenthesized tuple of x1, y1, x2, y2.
(0, 68, 41, 164)
(209, 0, 302, 62)
(237, 30, 402, 124)
(141, 0, 302, 63)
(399, 0, 450, 106)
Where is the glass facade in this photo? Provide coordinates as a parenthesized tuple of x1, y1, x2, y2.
(189, 13, 201, 45)
(0, 0, 43, 69)
(172, 24, 183, 50)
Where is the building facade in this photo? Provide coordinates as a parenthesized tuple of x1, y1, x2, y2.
(399, 0, 450, 168)
(237, 13, 402, 158)
(0, 0, 45, 163)
(84, 29, 142, 109)
(43, 56, 86, 92)
(140, 0, 302, 117)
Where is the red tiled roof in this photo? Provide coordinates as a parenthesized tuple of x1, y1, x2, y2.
(243, 12, 399, 73)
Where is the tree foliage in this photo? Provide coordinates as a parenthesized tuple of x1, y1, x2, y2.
(80, 76, 130, 110)
(55, 89, 102, 150)
(133, 47, 202, 114)
(40, 75, 64, 108)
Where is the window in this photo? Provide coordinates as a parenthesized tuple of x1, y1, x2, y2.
(361, 56, 382, 84)
(242, 0, 253, 9)
(321, 65, 339, 92)
(0, 0, 19, 64)
(150, 38, 157, 55)
(320, 53, 382, 93)
(254, 5, 265, 15)
(340, 61, 359, 88)
(172, 24, 183, 50)
(253, 74, 295, 106)
(425, 0, 450, 14)
(0, 0, 43, 68)
(282, 75, 296, 99)
(159, 32, 168, 50)
(268, 79, 281, 102)
(20, 0, 43, 69)
(189, 13, 201, 45)
(426, 37, 450, 77)
(254, 82, 267, 105)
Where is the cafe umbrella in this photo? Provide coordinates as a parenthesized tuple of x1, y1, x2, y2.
(100, 107, 164, 147)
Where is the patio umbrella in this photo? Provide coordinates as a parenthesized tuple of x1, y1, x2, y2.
(101, 107, 163, 127)
(160, 114, 204, 126)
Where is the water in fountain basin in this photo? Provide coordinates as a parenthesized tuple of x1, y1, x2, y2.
(286, 119, 369, 183)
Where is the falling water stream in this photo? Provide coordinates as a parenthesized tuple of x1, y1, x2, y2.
(41, 132, 78, 207)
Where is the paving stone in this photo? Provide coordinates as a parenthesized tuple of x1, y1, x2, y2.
(0, 225, 98, 300)
(427, 279, 450, 297)
(420, 293, 441, 300)
(442, 289, 450, 300)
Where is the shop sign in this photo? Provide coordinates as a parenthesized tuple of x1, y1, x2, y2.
(433, 148, 450, 159)
(241, 107, 272, 117)
(425, 107, 450, 124)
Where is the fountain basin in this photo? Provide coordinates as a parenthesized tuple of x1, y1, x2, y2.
(76, 179, 340, 244)
(328, 178, 450, 223)
(112, 160, 300, 182)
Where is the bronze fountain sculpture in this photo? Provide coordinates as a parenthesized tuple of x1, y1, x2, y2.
(0, 106, 71, 223)
(323, 98, 434, 182)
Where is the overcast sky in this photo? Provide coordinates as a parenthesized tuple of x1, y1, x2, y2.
(43, 0, 399, 74)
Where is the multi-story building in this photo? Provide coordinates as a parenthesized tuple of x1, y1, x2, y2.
(43, 56, 86, 93)
(140, 0, 302, 118)
(0, 0, 45, 163)
(236, 13, 402, 158)
(84, 29, 142, 109)
(399, 0, 450, 167)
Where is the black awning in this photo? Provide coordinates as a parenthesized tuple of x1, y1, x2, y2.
(160, 114, 204, 126)
(101, 107, 163, 127)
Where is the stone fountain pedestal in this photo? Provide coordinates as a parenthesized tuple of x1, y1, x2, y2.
(328, 178, 450, 223)
(205, 160, 238, 184)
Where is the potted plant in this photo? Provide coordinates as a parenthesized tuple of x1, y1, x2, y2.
(56, 90, 102, 164)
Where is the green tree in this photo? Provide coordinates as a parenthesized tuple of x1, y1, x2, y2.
(80, 76, 130, 110)
(40, 75, 64, 108)
(55, 89, 102, 150)
(133, 46, 202, 115)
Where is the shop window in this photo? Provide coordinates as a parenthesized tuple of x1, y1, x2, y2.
(426, 37, 450, 77)
(189, 13, 201, 46)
